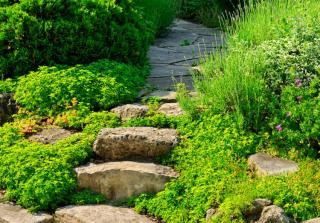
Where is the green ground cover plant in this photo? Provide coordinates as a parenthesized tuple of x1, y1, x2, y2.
(0, 0, 153, 78)
(14, 59, 146, 116)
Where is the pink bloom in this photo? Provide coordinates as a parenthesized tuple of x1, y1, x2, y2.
(275, 124, 283, 132)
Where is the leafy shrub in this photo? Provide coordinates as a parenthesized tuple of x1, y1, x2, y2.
(15, 59, 146, 116)
(0, 0, 152, 77)
(0, 121, 94, 211)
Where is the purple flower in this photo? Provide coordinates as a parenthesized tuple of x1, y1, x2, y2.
(275, 124, 283, 132)
(295, 78, 302, 87)
(296, 96, 303, 102)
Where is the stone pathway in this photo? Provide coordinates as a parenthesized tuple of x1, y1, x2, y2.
(147, 19, 224, 90)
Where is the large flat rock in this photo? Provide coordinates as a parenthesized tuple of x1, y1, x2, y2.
(54, 205, 154, 223)
(93, 127, 179, 161)
(75, 161, 179, 200)
(248, 153, 299, 176)
(0, 203, 53, 223)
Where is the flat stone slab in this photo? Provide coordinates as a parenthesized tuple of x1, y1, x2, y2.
(158, 103, 184, 116)
(28, 127, 73, 144)
(75, 161, 179, 200)
(93, 127, 179, 161)
(147, 75, 194, 91)
(0, 203, 53, 223)
(54, 205, 154, 223)
(111, 104, 149, 120)
(149, 64, 190, 78)
(303, 218, 320, 223)
(144, 90, 177, 103)
(248, 153, 299, 176)
(147, 19, 224, 90)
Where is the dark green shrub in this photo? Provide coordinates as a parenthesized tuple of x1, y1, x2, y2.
(0, 0, 152, 77)
(15, 59, 146, 116)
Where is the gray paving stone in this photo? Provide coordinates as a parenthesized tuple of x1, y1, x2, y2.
(149, 64, 190, 78)
(147, 76, 194, 90)
(147, 19, 224, 90)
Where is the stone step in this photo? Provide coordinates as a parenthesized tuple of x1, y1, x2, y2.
(54, 205, 154, 223)
(75, 161, 179, 201)
(248, 153, 299, 177)
(93, 127, 179, 161)
(111, 104, 149, 121)
(0, 203, 53, 223)
(158, 103, 184, 117)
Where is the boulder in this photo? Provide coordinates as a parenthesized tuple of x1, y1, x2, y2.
(0, 93, 17, 125)
(158, 103, 184, 116)
(93, 127, 179, 161)
(244, 199, 272, 222)
(256, 205, 291, 223)
(28, 127, 73, 144)
(111, 104, 149, 120)
(302, 218, 320, 223)
(248, 153, 299, 176)
(0, 203, 53, 223)
(144, 90, 177, 103)
(75, 161, 179, 200)
(54, 205, 154, 223)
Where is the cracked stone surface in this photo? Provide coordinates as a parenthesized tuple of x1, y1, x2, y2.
(148, 19, 224, 90)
